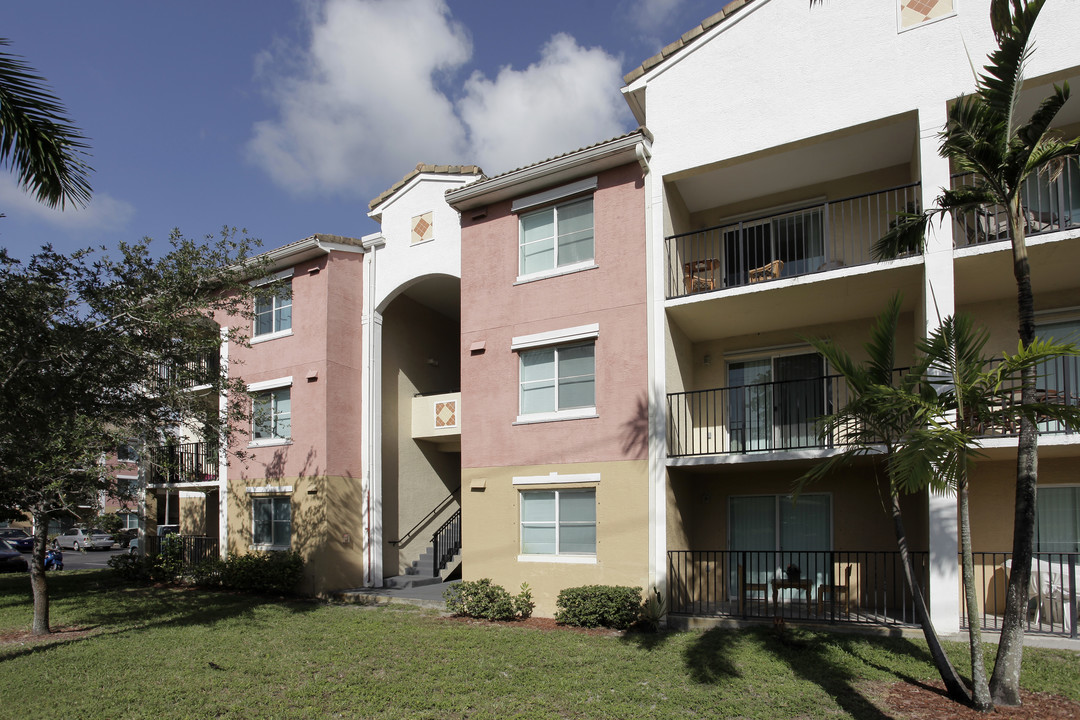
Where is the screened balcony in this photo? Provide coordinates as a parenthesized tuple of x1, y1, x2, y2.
(666, 183, 921, 299)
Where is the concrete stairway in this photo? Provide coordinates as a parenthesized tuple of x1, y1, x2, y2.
(384, 546, 461, 589)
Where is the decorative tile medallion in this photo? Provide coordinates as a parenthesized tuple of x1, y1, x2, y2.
(900, 0, 953, 29)
(411, 211, 434, 244)
(435, 401, 456, 428)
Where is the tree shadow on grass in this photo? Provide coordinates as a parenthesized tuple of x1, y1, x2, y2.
(0, 569, 320, 664)
(682, 625, 944, 720)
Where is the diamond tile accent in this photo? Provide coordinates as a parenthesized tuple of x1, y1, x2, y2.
(900, 0, 952, 28)
(411, 212, 433, 244)
(435, 401, 456, 428)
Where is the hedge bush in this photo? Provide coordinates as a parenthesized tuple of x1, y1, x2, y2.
(555, 585, 642, 629)
(443, 579, 533, 621)
(217, 551, 304, 594)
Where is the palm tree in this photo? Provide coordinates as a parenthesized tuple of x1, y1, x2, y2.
(797, 295, 973, 706)
(915, 316, 1080, 711)
(0, 38, 91, 209)
(874, 0, 1079, 705)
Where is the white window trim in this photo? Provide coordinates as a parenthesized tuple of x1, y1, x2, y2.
(513, 472, 601, 486)
(512, 324, 599, 351)
(247, 376, 293, 392)
(516, 260, 598, 285)
(518, 486, 597, 562)
(513, 408, 598, 425)
(511, 177, 597, 214)
(246, 485, 294, 494)
(249, 267, 294, 287)
(251, 494, 292, 551)
(251, 269, 294, 341)
(248, 377, 292, 446)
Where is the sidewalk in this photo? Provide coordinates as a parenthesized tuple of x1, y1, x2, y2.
(330, 579, 459, 611)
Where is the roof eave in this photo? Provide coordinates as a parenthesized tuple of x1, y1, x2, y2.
(445, 132, 651, 212)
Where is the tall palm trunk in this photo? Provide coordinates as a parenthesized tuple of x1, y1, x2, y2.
(959, 470, 992, 711)
(30, 508, 51, 636)
(989, 204, 1038, 706)
(886, 479, 971, 705)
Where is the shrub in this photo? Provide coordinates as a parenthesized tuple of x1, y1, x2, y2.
(443, 579, 534, 621)
(107, 552, 153, 582)
(219, 551, 303, 594)
(188, 556, 225, 587)
(555, 585, 642, 629)
(638, 586, 668, 632)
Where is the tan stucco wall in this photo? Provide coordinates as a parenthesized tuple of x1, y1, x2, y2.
(462, 459, 650, 618)
(380, 293, 461, 575)
(226, 473, 365, 596)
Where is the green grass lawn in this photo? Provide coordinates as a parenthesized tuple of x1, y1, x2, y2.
(0, 570, 1076, 719)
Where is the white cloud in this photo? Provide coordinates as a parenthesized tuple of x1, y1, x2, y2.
(0, 174, 134, 231)
(248, 0, 632, 195)
(457, 33, 629, 175)
(248, 0, 471, 195)
(629, 0, 688, 31)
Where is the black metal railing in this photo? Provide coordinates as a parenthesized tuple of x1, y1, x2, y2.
(668, 549, 929, 626)
(144, 535, 220, 571)
(665, 183, 921, 299)
(668, 371, 900, 457)
(390, 488, 460, 547)
(147, 442, 219, 484)
(971, 355, 1080, 439)
(962, 552, 1078, 638)
(953, 160, 1080, 246)
(157, 350, 220, 389)
(431, 508, 462, 578)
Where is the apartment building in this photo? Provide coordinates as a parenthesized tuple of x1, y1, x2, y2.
(446, 131, 654, 616)
(621, 0, 1080, 631)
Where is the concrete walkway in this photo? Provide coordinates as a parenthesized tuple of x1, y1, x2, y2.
(330, 579, 459, 611)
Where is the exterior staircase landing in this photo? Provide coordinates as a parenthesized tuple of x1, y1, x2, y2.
(384, 545, 461, 589)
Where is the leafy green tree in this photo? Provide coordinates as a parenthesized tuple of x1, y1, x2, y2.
(0, 230, 273, 635)
(796, 295, 972, 705)
(914, 316, 1080, 711)
(875, 0, 1079, 704)
(0, 38, 91, 210)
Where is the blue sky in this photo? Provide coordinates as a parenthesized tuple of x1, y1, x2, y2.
(2, 0, 725, 261)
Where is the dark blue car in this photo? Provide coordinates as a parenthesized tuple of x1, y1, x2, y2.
(0, 529, 33, 553)
(0, 539, 28, 573)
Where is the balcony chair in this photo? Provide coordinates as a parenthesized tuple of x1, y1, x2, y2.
(817, 563, 853, 616)
(683, 259, 719, 294)
(737, 563, 770, 614)
(748, 259, 783, 283)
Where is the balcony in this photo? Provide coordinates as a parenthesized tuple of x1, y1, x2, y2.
(666, 183, 921, 300)
(953, 158, 1080, 247)
(411, 391, 461, 450)
(147, 441, 219, 485)
(156, 350, 220, 390)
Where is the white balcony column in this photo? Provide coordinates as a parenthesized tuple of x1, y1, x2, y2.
(644, 148, 667, 597)
(919, 104, 960, 633)
(217, 326, 229, 559)
(360, 234, 385, 587)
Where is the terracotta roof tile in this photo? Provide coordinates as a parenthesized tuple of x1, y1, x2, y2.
(622, 0, 756, 86)
(368, 162, 484, 211)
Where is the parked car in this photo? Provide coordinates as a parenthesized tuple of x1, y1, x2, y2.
(114, 528, 138, 549)
(128, 537, 140, 555)
(0, 528, 34, 553)
(53, 527, 115, 551)
(0, 539, 28, 573)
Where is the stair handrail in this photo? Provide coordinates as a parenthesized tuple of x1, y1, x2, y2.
(431, 507, 462, 577)
(388, 486, 460, 546)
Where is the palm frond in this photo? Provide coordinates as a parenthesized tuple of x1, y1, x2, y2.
(977, 0, 1044, 136)
(873, 211, 931, 260)
(0, 39, 91, 209)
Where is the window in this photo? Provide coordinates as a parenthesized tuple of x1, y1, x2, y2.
(254, 278, 292, 338)
(520, 343, 595, 419)
(1035, 319, 1080, 433)
(722, 208, 824, 287)
(253, 388, 291, 442)
(118, 512, 139, 530)
(520, 489, 595, 556)
(729, 494, 831, 598)
(253, 496, 291, 548)
(116, 441, 139, 463)
(519, 197, 594, 277)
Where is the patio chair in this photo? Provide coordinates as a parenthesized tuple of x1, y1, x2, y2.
(737, 564, 770, 615)
(748, 259, 783, 283)
(817, 564, 852, 616)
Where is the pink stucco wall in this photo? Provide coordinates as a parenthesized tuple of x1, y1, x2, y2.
(226, 251, 364, 482)
(460, 161, 648, 469)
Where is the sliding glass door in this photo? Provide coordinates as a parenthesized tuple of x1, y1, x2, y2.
(729, 494, 832, 598)
(722, 209, 825, 286)
(728, 352, 826, 452)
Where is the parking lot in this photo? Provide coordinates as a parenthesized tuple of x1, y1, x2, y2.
(46, 547, 128, 571)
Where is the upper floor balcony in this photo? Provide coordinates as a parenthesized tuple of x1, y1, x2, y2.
(156, 350, 220, 391)
(146, 441, 219, 485)
(952, 158, 1080, 248)
(668, 355, 1080, 460)
(411, 390, 461, 451)
(665, 183, 921, 300)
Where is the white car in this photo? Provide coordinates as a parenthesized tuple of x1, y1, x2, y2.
(53, 528, 115, 551)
